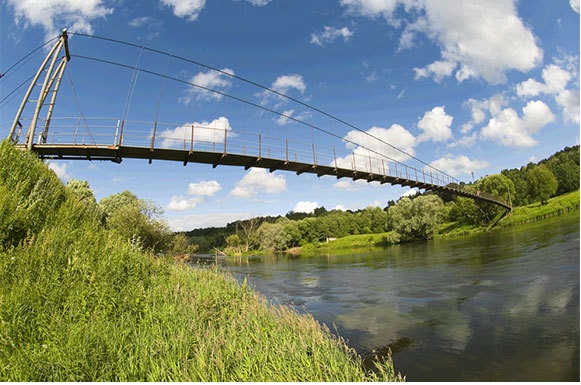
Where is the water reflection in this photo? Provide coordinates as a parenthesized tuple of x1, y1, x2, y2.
(222, 213, 579, 381)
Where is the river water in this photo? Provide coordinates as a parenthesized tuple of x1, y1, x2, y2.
(212, 213, 579, 381)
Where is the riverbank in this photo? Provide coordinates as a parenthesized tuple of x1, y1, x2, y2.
(0, 141, 400, 381)
(293, 190, 579, 254)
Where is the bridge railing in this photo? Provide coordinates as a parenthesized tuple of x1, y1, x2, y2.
(9, 116, 468, 191)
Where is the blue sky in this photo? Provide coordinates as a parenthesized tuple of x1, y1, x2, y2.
(1, 0, 579, 231)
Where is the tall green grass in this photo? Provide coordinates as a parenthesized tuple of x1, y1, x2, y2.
(0, 141, 401, 381)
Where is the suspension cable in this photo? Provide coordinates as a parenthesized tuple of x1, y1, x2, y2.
(0, 36, 59, 80)
(68, 72, 96, 145)
(68, 32, 458, 182)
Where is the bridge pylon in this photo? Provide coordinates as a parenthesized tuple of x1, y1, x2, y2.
(9, 29, 71, 150)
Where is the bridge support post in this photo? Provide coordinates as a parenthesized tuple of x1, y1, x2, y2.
(9, 29, 71, 149)
(9, 29, 71, 150)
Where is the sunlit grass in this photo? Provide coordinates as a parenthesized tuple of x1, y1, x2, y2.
(0, 141, 402, 381)
(500, 189, 579, 227)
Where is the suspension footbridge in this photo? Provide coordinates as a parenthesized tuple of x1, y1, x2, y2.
(1, 30, 511, 211)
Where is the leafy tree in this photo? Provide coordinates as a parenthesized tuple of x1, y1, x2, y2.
(99, 190, 172, 252)
(171, 233, 199, 256)
(388, 195, 445, 241)
(526, 165, 558, 204)
(233, 217, 262, 252)
(257, 220, 292, 251)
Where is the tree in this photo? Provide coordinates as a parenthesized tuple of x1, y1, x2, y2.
(99, 190, 172, 252)
(171, 233, 199, 256)
(234, 217, 262, 252)
(388, 195, 445, 241)
(65, 179, 101, 218)
(257, 221, 292, 251)
(526, 165, 558, 204)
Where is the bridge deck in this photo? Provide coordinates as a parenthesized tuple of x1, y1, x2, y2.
(25, 143, 512, 210)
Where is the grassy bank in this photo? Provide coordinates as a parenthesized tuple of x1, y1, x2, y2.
(0, 141, 401, 381)
(295, 190, 579, 253)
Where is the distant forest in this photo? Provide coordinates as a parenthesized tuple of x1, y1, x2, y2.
(185, 145, 579, 254)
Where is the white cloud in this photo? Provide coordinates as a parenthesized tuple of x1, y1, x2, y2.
(556, 89, 580, 123)
(340, 0, 401, 24)
(159, 116, 233, 148)
(230, 168, 286, 198)
(570, 0, 580, 13)
(180, 68, 235, 103)
(187, 180, 221, 196)
(128, 16, 150, 27)
(449, 132, 478, 148)
(166, 195, 203, 211)
(333, 204, 347, 211)
(244, 0, 271, 5)
(417, 106, 453, 142)
(427, 154, 489, 178)
(516, 64, 572, 97)
(293, 201, 320, 213)
(336, 124, 416, 175)
(271, 74, 306, 95)
(310, 26, 354, 46)
(333, 179, 374, 190)
(414, 60, 456, 83)
(516, 63, 579, 123)
(275, 109, 312, 125)
(342, 0, 543, 84)
(160, 0, 205, 21)
(47, 161, 71, 182)
(480, 100, 555, 147)
(168, 211, 254, 231)
(257, 74, 307, 107)
(7, 0, 113, 40)
(401, 188, 419, 198)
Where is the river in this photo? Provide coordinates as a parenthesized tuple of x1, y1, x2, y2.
(206, 213, 580, 381)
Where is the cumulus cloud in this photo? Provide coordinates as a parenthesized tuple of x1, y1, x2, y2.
(275, 109, 312, 125)
(401, 188, 419, 198)
(7, 0, 113, 40)
(166, 180, 222, 212)
(187, 180, 221, 196)
(556, 89, 580, 123)
(230, 168, 286, 198)
(517, 63, 579, 123)
(47, 161, 71, 181)
(243, 0, 272, 5)
(517, 64, 572, 97)
(417, 106, 453, 142)
(570, 0, 580, 13)
(480, 100, 555, 147)
(310, 26, 354, 46)
(160, 0, 206, 21)
(159, 116, 233, 148)
(336, 124, 416, 175)
(258, 74, 307, 106)
(342, 0, 543, 84)
(414, 60, 456, 83)
(180, 68, 235, 103)
(427, 154, 489, 178)
(293, 201, 320, 213)
(333, 179, 375, 190)
(271, 74, 306, 94)
(168, 211, 254, 231)
(128, 16, 150, 27)
(166, 195, 203, 211)
(340, 0, 402, 24)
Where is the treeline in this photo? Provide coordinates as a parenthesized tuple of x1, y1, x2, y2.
(186, 145, 579, 254)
